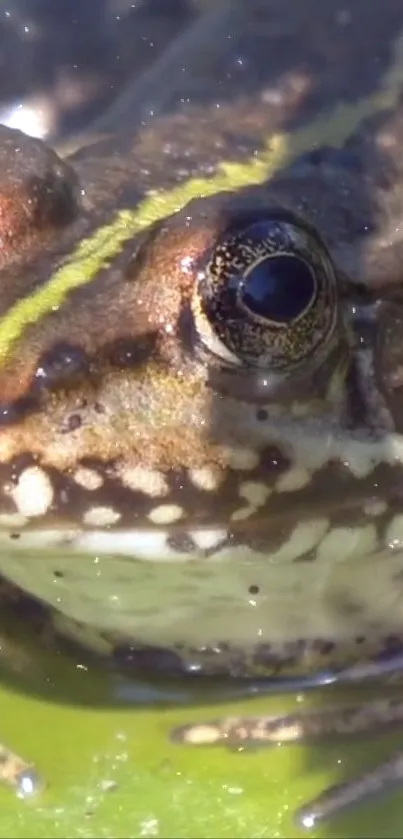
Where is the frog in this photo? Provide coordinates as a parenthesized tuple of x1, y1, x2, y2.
(2, 0, 403, 827)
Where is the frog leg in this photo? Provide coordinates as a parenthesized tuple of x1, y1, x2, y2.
(171, 696, 403, 827)
(336, 652, 403, 684)
(296, 752, 403, 829)
(0, 745, 41, 798)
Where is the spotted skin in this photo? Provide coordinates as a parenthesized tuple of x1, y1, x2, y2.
(1, 0, 403, 822)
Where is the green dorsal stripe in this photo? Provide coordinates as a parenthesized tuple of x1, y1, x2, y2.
(0, 51, 401, 367)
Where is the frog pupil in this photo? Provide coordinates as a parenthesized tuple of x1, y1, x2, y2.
(241, 254, 315, 323)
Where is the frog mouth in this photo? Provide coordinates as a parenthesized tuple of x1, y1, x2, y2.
(0, 523, 230, 561)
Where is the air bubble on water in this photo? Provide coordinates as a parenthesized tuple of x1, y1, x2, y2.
(16, 768, 42, 799)
(227, 786, 243, 795)
(139, 816, 159, 837)
(299, 812, 317, 830)
(99, 779, 118, 792)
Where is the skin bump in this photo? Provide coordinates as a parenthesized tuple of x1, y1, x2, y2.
(148, 504, 184, 525)
(238, 481, 271, 506)
(188, 466, 222, 492)
(73, 467, 104, 491)
(223, 447, 260, 471)
(363, 500, 388, 517)
(231, 506, 257, 522)
(119, 466, 169, 498)
(191, 528, 228, 552)
(83, 506, 121, 527)
(231, 481, 271, 522)
(276, 467, 311, 493)
(9, 466, 54, 518)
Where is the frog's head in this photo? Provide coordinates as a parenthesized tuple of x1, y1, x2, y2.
(0, 125, 401, 567)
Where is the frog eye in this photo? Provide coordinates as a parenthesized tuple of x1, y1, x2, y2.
(196, 212, 338, 370)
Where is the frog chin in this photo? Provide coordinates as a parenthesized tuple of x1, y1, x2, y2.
(0, 518, 401, 683)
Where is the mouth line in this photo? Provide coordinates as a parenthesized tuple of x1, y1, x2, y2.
(0, 524, 231, 561)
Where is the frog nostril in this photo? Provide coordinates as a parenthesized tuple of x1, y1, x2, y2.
(34, 342, 90, 391)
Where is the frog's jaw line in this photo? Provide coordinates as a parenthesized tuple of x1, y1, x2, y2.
(0, 526, 230, 562)
(0, 512, 396, 566)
